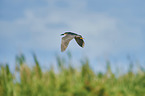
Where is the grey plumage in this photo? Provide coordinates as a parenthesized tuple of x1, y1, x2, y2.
(61, 32, 84, 52)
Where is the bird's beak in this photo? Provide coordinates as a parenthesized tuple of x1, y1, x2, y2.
(61, 34, 64, 36)
(80, 37, 84, 39)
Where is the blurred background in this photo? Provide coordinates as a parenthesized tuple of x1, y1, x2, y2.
(0, 0, 145, 96)
(1, 0, 145, 72)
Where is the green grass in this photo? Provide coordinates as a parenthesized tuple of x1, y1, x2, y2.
(0, 54, 145, 96)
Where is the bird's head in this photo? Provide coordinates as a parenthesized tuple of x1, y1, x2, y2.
(61, 33, 66, 36)
(61, 33, 64, 36)
(61, 32, 68, 36)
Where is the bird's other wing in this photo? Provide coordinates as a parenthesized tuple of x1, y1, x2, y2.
(75, 37, 85, 48)
(61, 34, 75, 52)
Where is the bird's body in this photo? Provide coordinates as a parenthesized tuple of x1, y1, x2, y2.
(61, 32, 84, 52)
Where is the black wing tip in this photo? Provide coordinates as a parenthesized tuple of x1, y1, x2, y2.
(81, 42, 85, 48)
(77, 41, 85, 48)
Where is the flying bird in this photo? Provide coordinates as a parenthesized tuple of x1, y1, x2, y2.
(61, 32, 85, 52)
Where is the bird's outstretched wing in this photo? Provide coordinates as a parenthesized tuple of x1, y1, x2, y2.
(61, 34, 75, 52)
(75, 37, 84, 47)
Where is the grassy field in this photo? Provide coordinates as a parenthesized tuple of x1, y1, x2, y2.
(0, 54, 145, 96)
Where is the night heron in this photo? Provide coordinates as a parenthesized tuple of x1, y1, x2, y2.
(61, 32, 85, 52)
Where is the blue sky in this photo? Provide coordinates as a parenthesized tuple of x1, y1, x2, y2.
(0, 0, 145, 72)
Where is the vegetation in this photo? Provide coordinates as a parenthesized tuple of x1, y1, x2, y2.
(0, 53, 145, 96)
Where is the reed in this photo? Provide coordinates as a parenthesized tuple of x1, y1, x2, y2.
(0, 53, 145, 96)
